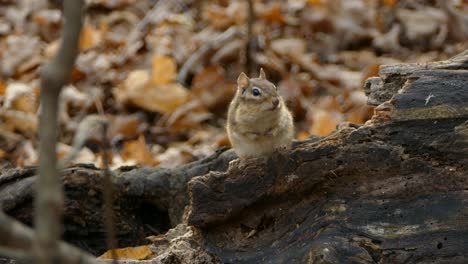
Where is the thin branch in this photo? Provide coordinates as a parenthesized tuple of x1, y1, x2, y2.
(245, 0, 256, 75)
(177, 26, 242, 86)
(101, 121, 118, 263)
(59, 115, 109, 168)
(35, 1, 84, 264)
(0, 212, 99, 264)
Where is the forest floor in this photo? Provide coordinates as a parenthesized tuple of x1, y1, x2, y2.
(0, 0, 467, 174)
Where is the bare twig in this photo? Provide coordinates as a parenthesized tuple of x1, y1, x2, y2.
(177, 26, 242, 86)
(0, 212, 99, 264)
(245, 0, 256, 75)
(59, 115, 109, 168)
(100, 121, 118, 263)
(34, 1, 84, 264)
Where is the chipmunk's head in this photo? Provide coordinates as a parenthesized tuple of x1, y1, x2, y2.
(236, 68, 280, 112)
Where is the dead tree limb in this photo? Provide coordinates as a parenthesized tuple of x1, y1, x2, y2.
(35, 1, 84, 263)
(0, 212, 99, 263)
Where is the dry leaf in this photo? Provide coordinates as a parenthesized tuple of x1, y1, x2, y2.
(98, 245, 152, 260)
(15, 140, 38, 166)
(307, 0, 322, 6)
(151, 54, 177, 85)
(115, 70, 188, 113)
(57, 143, 95, 165)
(1, 35, 41, 77)
(59, 85, 91, 123)
(271, 38, 307, 57)
(396, 8, 447, 48)
(278, 75, 308, 119)
(44, 40, 60, 58)
(191, 66, 235, 110)
(1, 109, 38, 135)
(109, 113, 145, 139)
(156, 145, 194, 168)
(259, 2, 287, 24)
(296, 131, 310, 140)
(121, 135, 159, 166)
(0, 80, 5, 96)
(309, 109, 342, 136)
(382, 0, 397, 7)
(203, 2, 246, 30)
(80, 23, 101, 50)
(159, 100, 212, 133)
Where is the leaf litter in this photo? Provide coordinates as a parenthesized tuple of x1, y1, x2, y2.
(0, 0, 467, 173)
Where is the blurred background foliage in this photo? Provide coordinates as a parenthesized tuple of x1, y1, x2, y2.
(0, 0, 467, 168)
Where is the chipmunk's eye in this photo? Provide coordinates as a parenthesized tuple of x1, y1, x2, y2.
(252, 88, 261, 96)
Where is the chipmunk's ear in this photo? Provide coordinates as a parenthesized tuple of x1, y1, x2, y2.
(237, 72, 249, 88)
(259, 68, 266, 79)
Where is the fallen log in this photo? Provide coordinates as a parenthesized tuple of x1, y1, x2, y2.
(1, 52, 468, 263)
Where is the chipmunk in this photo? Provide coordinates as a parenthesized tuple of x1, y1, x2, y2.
(227, 69, 294, 158)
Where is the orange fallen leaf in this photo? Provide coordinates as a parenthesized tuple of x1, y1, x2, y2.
(0, 149, 6, 159)
(191, 66, 235, 110)
(80, 24, 100, 50)
(159, 100, 212, 133)
(98, 245, 152, 260)
(307, 0, 322, 6)
(0, 80, 5, 96)
(151, 54, 177, 85)
(382, 0, 397, 7)
(121, 135, 159, 166)
(215, 133, 231, 147)
(110, 114, 143, 139)
(309, 110, 342, 137)
(259, 2, 287, 24)
(296, 131, 310, 140)
(115, 70, 189, 113)
(3, 82, 37, 113)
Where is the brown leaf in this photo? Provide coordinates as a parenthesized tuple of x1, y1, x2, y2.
(278, 75, 308, 120)
(309, 109, 342, 136)
(151, 54, 177, 85)
(109, 113, 145, 139)
(80, 23, 101, 50)
(98, 245, 152, 260)
(191, 66, 235, 110)
(159, 100, 213, 133)
(0, 149, 5, 159)
(57, 143, 95, 165)
(271, 38, 307, 57)
(121, 135, 159, 166)
(296, 131, 310, 140)
(258, 2, 287, 24)
(382, 0, 397, 7)
(115, 70, 189, 113)
(1, 110, 38, 135)
(0, 80, 5, 96)
(203, 2, 246, 30)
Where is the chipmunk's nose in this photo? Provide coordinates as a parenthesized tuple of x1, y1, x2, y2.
(272, 98, 280, 108)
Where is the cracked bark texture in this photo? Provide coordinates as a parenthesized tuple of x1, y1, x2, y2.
(1, 53, 468, 263)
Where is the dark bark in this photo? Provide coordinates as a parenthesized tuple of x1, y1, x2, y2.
(1, 53, 468, 263)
